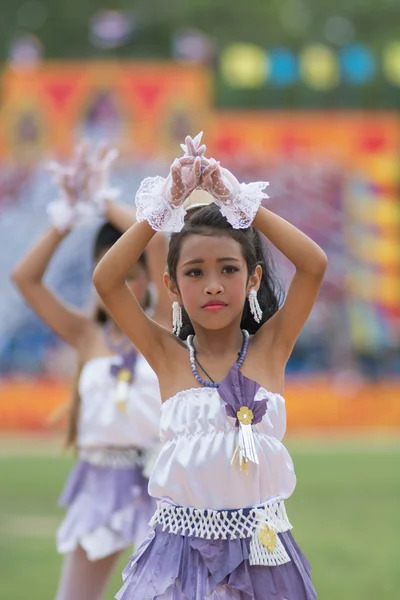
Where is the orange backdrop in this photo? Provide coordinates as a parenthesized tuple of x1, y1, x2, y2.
(1, 379, 399, 432)
(0, 63, 399, 432)
(1, 63, 398, 334)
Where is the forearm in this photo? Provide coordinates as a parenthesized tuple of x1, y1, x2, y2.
(146, 233, 171, 326)
(11, 227, 67, 287)
(93, 220, 156, 295)
(104, 199, 136, 233)
(253, 206, 327, 274)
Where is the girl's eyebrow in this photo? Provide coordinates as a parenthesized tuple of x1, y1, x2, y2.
(182, 257, 240, 267)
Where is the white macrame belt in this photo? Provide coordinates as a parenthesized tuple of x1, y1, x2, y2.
(79, 447, 143, 468)
(149, 498, 293, 566)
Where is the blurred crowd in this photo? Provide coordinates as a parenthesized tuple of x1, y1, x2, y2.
(1, 154, 398, 381)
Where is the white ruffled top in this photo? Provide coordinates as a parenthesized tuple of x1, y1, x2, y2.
(149, 386, 296, 510)
(77, 354, 161, 449)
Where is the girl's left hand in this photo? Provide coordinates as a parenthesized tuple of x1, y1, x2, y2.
(48, 141, 120, 211)
(200, 159, 240, 205)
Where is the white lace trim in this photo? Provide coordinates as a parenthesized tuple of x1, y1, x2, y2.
(46, 199, 76, 233)
(79, 447, 143, 468)
(219, 181, 269, 229)
(149, 497, 292, 566)
(135, 176, 187, 232)
(46, 197, 105, 233)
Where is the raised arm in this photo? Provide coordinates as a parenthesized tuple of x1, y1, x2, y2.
(146, 232, 171, 327)
(93, 220, 172, 367)
(11, 141, 124, 351)
(103, 197, 171, 327)
(11, 227, 92, 350)
(253, 206, 327, 359)
(93, 155, 201, 367)
(200, 158, 327, 362)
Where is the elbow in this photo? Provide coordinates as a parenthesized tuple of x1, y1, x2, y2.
(92, 264, 118, 299)
(312, 250, 328, 277)
(92, 265, 108, 297)
(11, 265, 41, 295)
(298, 250, 328, 279)
(10, 267, 24, 289)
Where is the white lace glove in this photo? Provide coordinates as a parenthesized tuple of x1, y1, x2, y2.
(180, 131, 207, 160)
(135, 155, 201, 232)
(46, 142, 120, 233)
(88, 142, 121, 211)
(200, 159, 269, 229)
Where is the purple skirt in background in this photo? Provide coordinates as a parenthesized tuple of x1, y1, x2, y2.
(57, 459, 156, 561)
(115, 524, 316, 600)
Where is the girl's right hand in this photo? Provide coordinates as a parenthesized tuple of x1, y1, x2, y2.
(162, 155, 202, 207)
(48, 142, 90, 206)
(46, 142, 120, 233)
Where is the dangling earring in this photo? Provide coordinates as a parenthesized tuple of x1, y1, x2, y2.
(172, 301, 183, 336)
(248, 289, 262, 323)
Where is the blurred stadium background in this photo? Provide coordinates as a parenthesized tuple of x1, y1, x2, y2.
(0, 1, 399, 598)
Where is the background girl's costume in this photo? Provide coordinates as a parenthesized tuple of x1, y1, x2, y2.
(58, 349, 161, 560)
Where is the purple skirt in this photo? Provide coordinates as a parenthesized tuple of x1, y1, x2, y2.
(57, 459, 156, 561)
(115, 524, 316, 600)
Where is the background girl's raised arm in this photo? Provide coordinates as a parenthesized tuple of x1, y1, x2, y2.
(11, 227, 93, 350)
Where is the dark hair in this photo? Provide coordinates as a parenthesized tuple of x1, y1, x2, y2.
(93, 221, 148, 268)
(167, 203, 283, 340)
(93, 222, 149, 323)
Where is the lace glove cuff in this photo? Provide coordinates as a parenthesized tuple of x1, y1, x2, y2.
(46, 198, 98, 233)
(217, 180, 270, 229)
(135, 175, 187, 232)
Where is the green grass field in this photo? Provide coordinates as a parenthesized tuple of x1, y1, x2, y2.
(0, 436, 399, 599)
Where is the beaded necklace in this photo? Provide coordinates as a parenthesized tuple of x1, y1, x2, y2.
(187, 330, 250, 389)
(104, 320, 131, 355)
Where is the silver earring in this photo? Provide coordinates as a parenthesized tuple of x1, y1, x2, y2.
(248, 289, 262, 323)
(172, 301, 183, 336)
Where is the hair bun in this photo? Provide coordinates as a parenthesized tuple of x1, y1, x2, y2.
(184, 189, 214, 210)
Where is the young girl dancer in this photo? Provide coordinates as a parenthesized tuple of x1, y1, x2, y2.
(12, 143, 169, 600)
(93, 134, 326, 599)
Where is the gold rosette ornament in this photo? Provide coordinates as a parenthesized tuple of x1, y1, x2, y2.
(231, 405, 259, 473)
(259, 525, 277, 553)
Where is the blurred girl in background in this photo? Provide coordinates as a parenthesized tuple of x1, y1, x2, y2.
(12, 143, 169, 600)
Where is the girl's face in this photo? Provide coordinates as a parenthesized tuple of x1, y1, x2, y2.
(167, 234, 261, 331)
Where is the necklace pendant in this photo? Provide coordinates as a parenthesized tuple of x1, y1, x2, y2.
(115, 368, 132, 411)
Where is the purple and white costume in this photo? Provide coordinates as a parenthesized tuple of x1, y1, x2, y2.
(57, 353, 161, 561)
(116, 363, 316, 599)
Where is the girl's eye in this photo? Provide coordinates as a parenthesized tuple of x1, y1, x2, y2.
(186, 268, 203, 277)
(222, 265, 239, 274)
